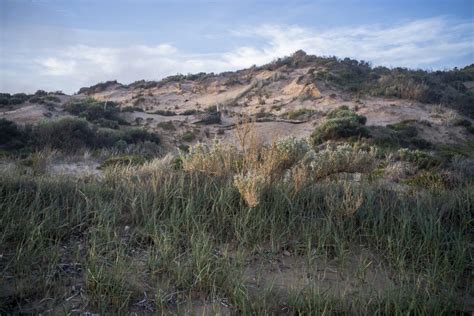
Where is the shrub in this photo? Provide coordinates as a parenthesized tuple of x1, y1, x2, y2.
(95, 118, 120, 129)
(181, 109, 200, 115)
(181, 131, 195, 142)
(64, 99, 125, 125)
(395, 148, 441, 169)
(34, 117, 96, 151)
(405, 170, 446, 190)
(0, 93, 30, 106)
(25, 118, 160, 152)
(43, 95, 61, 103)
(157, 121, 176, 131)
(150, 110, 177, 116)
(310, 106, 369, 146)
(387, 121, 418, 138)
(301, 144, 377, 179)
(453, 118, 472, 127)
(120, 128, 160, 145)
(121, 106, 144, 112)
(326, 105, 366, 124)
(0, 119, 28, 149)
(233, 172, 267, 207)
(181, 141, 239, 176)
(286, 108, 314, 120)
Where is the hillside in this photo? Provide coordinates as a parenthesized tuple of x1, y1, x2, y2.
(0, 52, 473, 314)
(1, 51, 473, 153)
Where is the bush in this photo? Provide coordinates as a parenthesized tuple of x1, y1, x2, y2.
(181, 109, 200, 116)
(0, 119, 28, 149)
(302, 144, 377, 179)
(310, 107, 369, 145)
(34, 117, 96, 151)
(326, 105, 366, 124)
(396, 148, 441, 169)
(181, 131, 195, 142)
(121, 128, 160, 144)
(0, 93, 30, 106)
(387, 121, 418, 138)
(64, 99, 125, 125)
(150, 110, 177, 116)
(157, 121, 176, 131)
(27, 118, 160, 152)
(286, 108, 314, 120)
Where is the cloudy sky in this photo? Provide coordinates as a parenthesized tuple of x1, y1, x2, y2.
(1, 0, 473, 94)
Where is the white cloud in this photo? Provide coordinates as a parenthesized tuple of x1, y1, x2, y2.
(5, 16, 473, 93)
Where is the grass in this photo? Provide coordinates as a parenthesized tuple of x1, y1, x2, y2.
(0, 127, 472, 314)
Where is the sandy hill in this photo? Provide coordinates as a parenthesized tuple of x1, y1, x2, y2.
(1, 51, 473, 151)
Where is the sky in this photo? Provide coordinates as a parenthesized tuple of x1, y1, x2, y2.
(1, 0, 473, 94)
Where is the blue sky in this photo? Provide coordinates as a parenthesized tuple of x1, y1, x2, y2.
(1, 0, 473, 93)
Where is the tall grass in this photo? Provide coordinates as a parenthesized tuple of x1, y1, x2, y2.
(1, 136, 472, 313)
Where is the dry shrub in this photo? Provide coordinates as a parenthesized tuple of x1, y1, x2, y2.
(384, 161, 416, 182)
(18, 148, 57, 175)
(289, 164, 309, 194)
(325, 182, 364, 217)
(235, 115, 260, 170)
(233, 172, 267, 207)
(181, 141, 239, 177)
(258, 137, 309, 180)
(303, 144, 377, 179)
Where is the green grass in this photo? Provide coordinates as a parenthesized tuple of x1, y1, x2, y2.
(0, 138, 472, 314)
(0, 151, 474, 314)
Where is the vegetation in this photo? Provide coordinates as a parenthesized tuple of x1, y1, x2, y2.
(64, 98, 128, 128)
(286, 108, 314, 120)
(156, 121, 176, 131)
(0, 130, 472, 313)
(0, 93, 30, 107)
(310, 106, 369, 145)
(0, 117, 160, 153)
(181, 130, 195, 142)
(260, 52, 474, 118)
(149, 109, 177, 116)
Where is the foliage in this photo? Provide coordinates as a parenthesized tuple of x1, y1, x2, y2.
(64, 99, 127, 126)
(181, 130, 195, 142)
(0, 118, 28, 149)
(310, 106, 369, 145)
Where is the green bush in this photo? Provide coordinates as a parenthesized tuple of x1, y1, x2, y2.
(310, 106, 369, 145)
(0, 93, 30, 106)
(121, 128, 160, 144)
(64, 99, 126, 126)
(286, 108, 314, 120)
(21, 118, 161, 152)
(181, 131, 195, 142)
(387, 121, 418, 138)
(34, 117, 96, 151)
(181, 109, 200, 115)
(325, 105, 367, 124)
(157, 121, 176, 131)
(0, 119, 28, 149)
(150, 110, 177, 116)
(396, 148, 441, 169)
